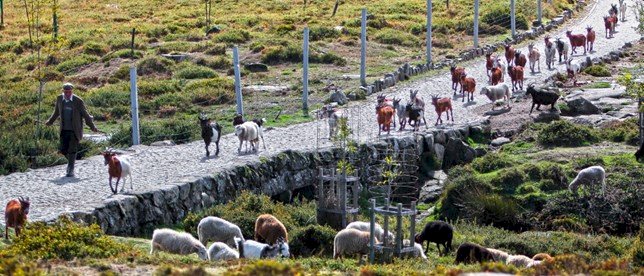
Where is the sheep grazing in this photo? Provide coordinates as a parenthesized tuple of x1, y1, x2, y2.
(455, 242, 495, 264)
(235, 121, 261, 154)
(566, 30, 587, 55)
(414, 220, 453, 256)
(102, 149, 132, 194)
(197, 216, 245, 248)
(527, 43, 540, 73)
(480, 83, 511, 110)
(254, 214, 288, 244)
(207, 241, 240, 261)
(504, 44, 516, 65)
(430, 95, 454, 125)
(240, 239, 289, 259)
(585, 26, 596, 52)
(507, 65, 524, 92)
(450, 66, 465, 94)
(345, 221, 395, 243)
(4, 196, 30, 240)
(333, 228, 378, 262)
(507, 254, 539, 268)
(403, 239, 428, 260)
(555, 38, 570, 63)
(486, 248, 510, 262)
(525, 84, 560, 114)
(514, 50, 527, 68)
(150, 228, 208, 260)
(199, 113, 222, 157)
(532, 253, 553, 261)
(569, 165, 606, 195)
(459, 73, 476, 102)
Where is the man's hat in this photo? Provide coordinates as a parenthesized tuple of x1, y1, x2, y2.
(62, 83, 74, 90)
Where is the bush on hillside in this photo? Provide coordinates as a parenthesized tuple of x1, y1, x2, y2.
(193, 56, 231, 70)
(599, 118, 639, 145)
(289, 225, 336, 257)
(471, 152, 513, 173)
(1, 216, 129, 260)
(374, 29, 420, 47)
(309, 26, 340, 41)
(174, 65, 217, 79)
(137, 80, 181, 97)
(584, 65, 611, 77)
(537, 121, 600, 147)
(137, 56, 174, 76)
(109, 119, 196, 146)
(184, 77, 235, 105)
(214, 29, 251, 44)
(83, 41, 108, 56)
(491, 168, 527, 194)
(55, 54, 99, 73)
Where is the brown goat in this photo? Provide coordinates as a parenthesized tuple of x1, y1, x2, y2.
(490, 67, 503, 85)
(254, 214, 288, 245)
(4, 197, 30, 240)
(504, 44, 516, 65)
(430, 95, 453, 125)
(507, 65, 524, 92)
(450, 66, 465, 94)
(585, 26, 595, 52)
(566, 30, 587, 55)
(514, 51, 527, 67)
(459, 73, 476, 102)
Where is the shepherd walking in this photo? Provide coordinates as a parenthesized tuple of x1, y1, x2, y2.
(45, 83, 100, 177)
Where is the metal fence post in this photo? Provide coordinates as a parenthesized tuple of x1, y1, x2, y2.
(360, 8, 367, 87)
(303, 27, 309, 112)
(369, 199, 376, 264)
(233, 46, 244, 116)
(426, 0, 432, 64)
(511, 0, 516, 38)
(474, 0, 480, 48)
(537, 0, 542, 25)
(129, 66, 140, 145)
(0, 0, 4, 27)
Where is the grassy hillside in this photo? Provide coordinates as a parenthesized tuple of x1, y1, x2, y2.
(0, 0, 574, 175)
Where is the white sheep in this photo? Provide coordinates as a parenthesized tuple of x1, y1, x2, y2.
(333, 228, 378, 262)
(207, 240, 240, 261)
(150, 228, 208, 260)
(235, 121, 261, 153)
(197, 216, 245, 248)
(569, 165, 606, 195)
(507, 254, 538, 268)
(486, 248, 510, 262)
(403, 239, 428, 260)
(346, 221, 395, 243)
(480, 83, 511, 110)
(240, 239, 289, 259)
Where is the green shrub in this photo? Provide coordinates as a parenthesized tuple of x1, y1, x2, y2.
(374, 29, 420, 47)
(214, 29, 251, 44)
(55, 54, 99, 73)
(0, 257, 44, 275)
(193, 56, 231, 70)
(482, 5, 529, 30)
(471, 152, 513, 173)
(156, 41, 193, 54)
(537, 120, 600, 147)
(2, 216, 129, 260)
(87, 83, 130, 107)
(184, 77, 235, 105)
(309, 26, 339, 41)
(261, 45, 302, 64)
(174, 65, 217, 79)
(599, 118, 639, 145)
(491, 168, 527, 194)
(632, 227, 644, 267)
(137, 56, 174, 76)
(224, 260, 303, 276)
(109, 119, 197, 146)
(182, 191, 316, 239)
(310, 52, 347, 66)
(83, 41, 108, 56)
(138, 80, 181, 97)
(289, 225, 336, 257)
(584, 65, 611, 77)
(101, 49, 143, 61)
(537, 162, 570, 188)
(204, 44, 227, 55)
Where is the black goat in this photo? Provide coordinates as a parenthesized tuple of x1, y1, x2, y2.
(414, 220, 453, 256)
(199, 113, 222, 157)
(636, 143, 644, 162)
(525, 84, 560, 114)
(405, 103, 423, 132)
(455, 242, 495, 264)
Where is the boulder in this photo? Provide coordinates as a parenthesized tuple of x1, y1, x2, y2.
(150, 140, 176, 147)
(244, 63, 269, 72)
(565, 97, 600, 115)
(419, 179, 444, 203)
(433, 143, 445, 168)
(442, 138, 477, 170)
(328, 90, 348, 105)
(534, 110, 561, 123)
(427, 170, 448, 181)
(491, 137, 511, 147)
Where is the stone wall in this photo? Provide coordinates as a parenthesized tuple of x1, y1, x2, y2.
(67, 121, 489, 236)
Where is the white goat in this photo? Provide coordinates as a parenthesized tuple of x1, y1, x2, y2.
(235, 121, 261, 153)
(207, 241, 240, 261)
(240, 239, 289, 259)
(507, 254, 539, 268)
(197, 216, 245, 248)
(486, 248, 510, 262)
(319, 105, 347, 138)
(569, 165, 606, 195)
(403, 239, 428, 260)
(566, 58, 581, 85)
(480, 83, 511, 110)
(345, 221, 395, 243)
(150, 228, 208, 260)
(619, 0, 626, 22)
(544, 43, 556, 70)
(528, 43, 541, 73)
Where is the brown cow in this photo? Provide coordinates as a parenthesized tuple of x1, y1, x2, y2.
(585, 26, 596, 52)
(459, 73, 476, 102)
(430, 95, 453, 125)
(507, 65, 524, 92)
(450, 66, 465, 94)
(566, 30, 587, 55)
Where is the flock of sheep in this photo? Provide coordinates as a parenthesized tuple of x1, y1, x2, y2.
(149, 216, 557, 269)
